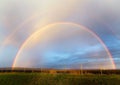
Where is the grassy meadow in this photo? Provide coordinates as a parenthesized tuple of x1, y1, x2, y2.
(0, 73, 120, 85)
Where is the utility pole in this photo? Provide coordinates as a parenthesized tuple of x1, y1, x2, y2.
(80, 64, 83, 75)
(64, 65, 66, 73)
(100, 66, 103, 75)
(24, 67, 26, 72)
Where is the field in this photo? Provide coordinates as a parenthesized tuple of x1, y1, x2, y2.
(0, 73, 120, 85)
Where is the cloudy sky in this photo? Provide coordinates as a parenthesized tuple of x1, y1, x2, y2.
(0, 0, 120, 69)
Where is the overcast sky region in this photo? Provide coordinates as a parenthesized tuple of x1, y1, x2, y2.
(0, 0, 120, 69)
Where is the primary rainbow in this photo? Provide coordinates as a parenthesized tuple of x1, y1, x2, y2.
(12, 22, 116, 69)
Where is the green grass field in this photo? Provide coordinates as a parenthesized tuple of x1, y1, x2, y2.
(0, 73, 120, 85)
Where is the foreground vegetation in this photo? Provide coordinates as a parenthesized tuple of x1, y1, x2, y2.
(0, 73, 120, 85)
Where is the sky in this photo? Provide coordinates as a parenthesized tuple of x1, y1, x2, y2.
(0, 0, 120, 69)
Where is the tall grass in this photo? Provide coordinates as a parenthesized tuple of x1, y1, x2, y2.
(0, 73, 120, 85)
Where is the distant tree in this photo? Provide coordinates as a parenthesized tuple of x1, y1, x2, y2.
(49, 69, 56, 74)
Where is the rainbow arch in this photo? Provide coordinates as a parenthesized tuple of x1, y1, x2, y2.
(12, 22, 116, 69)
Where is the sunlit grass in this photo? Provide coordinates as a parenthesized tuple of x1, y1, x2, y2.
(0, 73, 120, 85)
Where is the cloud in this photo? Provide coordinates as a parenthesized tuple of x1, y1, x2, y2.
(0, 0, 120, 69)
